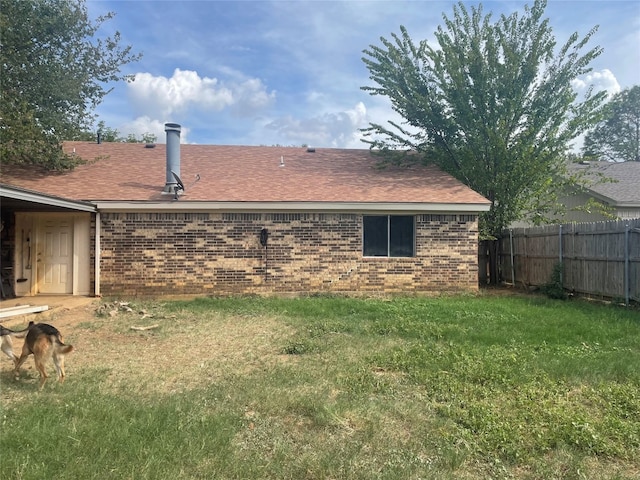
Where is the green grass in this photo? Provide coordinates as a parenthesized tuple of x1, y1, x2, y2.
(1, 294, 639, 479)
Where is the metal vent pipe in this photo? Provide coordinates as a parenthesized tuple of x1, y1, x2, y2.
(164, 123, 181, 193)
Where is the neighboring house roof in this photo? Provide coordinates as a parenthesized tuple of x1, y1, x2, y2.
(1, 142, 489, 211)
(569, 161, 640, 207)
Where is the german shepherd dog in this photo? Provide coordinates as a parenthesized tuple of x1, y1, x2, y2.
(0, 322, 32, 367)
(14, 322, 74, 388)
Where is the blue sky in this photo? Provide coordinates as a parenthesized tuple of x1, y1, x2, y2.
(86, 0, 640, 148)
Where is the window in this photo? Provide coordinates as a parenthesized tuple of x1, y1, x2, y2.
(363, 215, 415, 257)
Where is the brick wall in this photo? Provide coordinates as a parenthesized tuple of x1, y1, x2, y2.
(99, 212, 479, 296)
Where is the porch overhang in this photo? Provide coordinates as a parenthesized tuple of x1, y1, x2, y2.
(0, 184, 96, 213)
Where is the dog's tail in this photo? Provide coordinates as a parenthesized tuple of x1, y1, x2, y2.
(53, 335, 74, 354)
(0, 321, 34, 339)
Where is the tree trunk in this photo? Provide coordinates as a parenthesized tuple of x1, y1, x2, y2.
(478, 240, 486, 285)
(478, 239, 501, 286)
(487, 239, 500, 285)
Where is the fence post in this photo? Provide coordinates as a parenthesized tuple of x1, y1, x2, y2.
(559, 224, 563, 285)
(625, 223, 630, 306)
(510, 229, 515, 286)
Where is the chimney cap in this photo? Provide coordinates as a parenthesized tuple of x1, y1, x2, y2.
(164, 122, 181, 132)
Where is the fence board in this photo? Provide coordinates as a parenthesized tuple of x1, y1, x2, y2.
(498, 218, 640, 304)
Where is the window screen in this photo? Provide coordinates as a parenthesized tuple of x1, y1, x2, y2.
(363, 215, 415, 257)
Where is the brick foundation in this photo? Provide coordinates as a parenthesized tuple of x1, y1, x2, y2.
(98, 212, 479, 296)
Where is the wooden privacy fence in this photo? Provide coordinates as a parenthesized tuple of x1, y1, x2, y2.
(497, 218, 640, 304)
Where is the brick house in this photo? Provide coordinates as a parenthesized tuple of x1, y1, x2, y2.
(1, 124, 489, 298)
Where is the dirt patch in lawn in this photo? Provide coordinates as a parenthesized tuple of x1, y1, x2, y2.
(0, 297, 295, 403)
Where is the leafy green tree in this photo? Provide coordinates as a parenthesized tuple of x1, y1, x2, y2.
(582, 86, 640, 162)
(361, 0, 606, 283)
(123, 132, 158, 144)
(98, 124, 123, 143)
(0, 0, 141, 170)
(77, 122, 157, 144)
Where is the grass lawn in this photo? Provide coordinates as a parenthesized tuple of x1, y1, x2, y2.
(1, 293, 639, 479)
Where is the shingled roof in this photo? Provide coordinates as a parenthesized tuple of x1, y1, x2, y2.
(1, 141, 489, 209)
(569, 161, 640, 206)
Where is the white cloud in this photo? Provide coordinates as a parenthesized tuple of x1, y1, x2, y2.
(265, 102, 369, 148)
(127, 68, 275, 119)
(571, 69, 621, 98)
(230, 78, 277, 116)
(568, 69, 622, 154)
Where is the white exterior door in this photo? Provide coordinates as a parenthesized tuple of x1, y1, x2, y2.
(37, 218, 73, 294)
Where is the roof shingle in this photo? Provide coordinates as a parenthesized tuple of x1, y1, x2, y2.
(569, 161, 640, 205)
(1, 142, 489, 206)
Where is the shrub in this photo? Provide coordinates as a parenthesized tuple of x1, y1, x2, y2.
(541, 263, 567, 300)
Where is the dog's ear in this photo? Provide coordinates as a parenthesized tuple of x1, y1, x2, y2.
(28, 321, 35, 327)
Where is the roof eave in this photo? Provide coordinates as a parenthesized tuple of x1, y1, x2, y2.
(585, 189, 640, 207)
(93, 201, 491, 214)
(0, 184, 97, 212)
(610, 202, 640, 208)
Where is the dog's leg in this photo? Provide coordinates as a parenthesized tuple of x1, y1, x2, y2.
(13, 341, 33, 378)
(53, 353, 65, 383)
(1, 335, 17, 365)
(53, 343, 73, 383)
(34, 356, 49, 389)
(32, 337, 52, 389)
